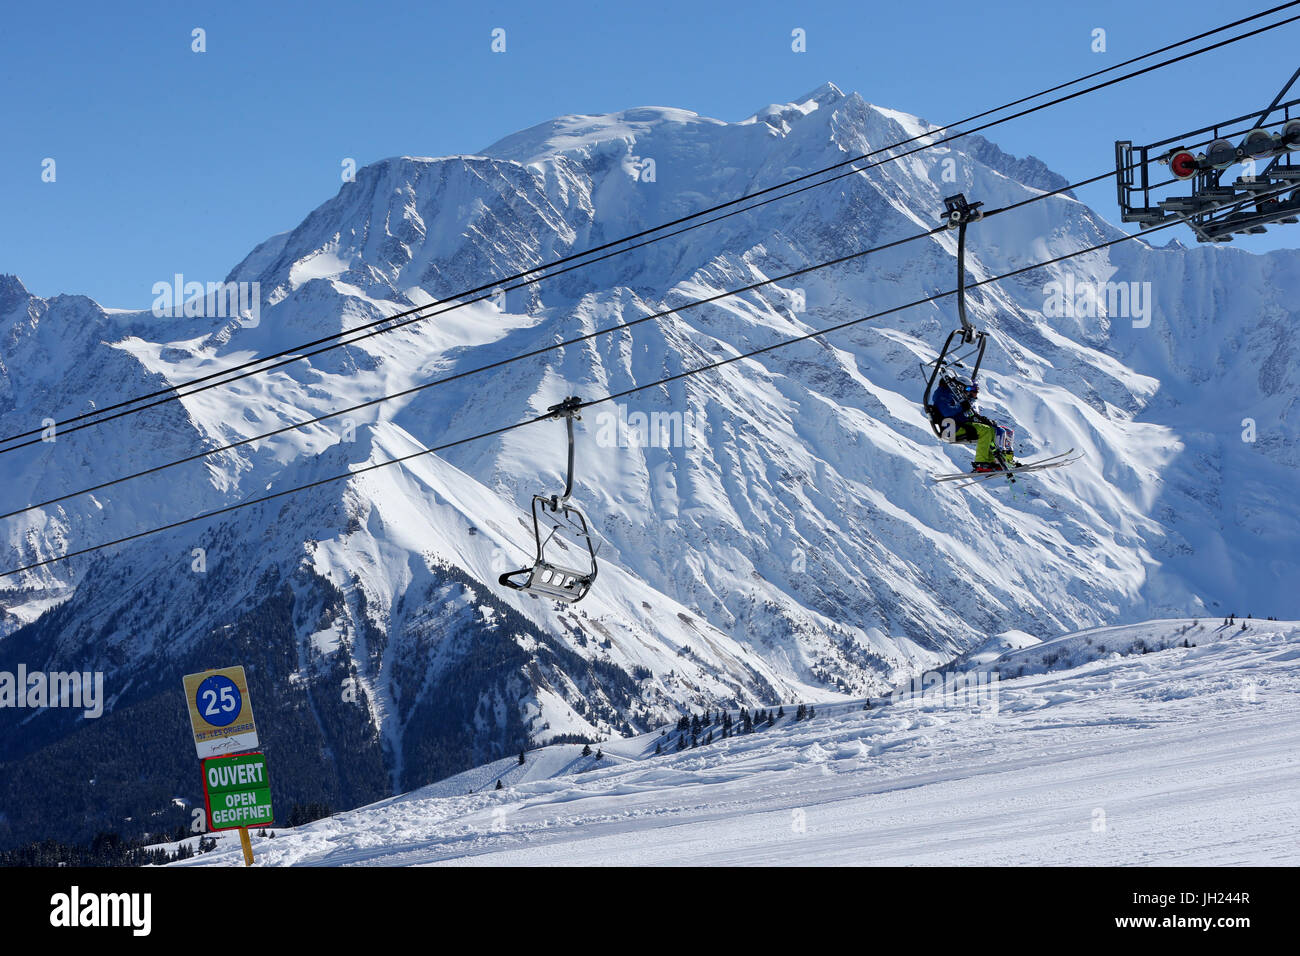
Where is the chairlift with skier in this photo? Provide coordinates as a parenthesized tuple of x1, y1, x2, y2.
(922, 194, 1077, 486)
(921, 194, 1014, 470)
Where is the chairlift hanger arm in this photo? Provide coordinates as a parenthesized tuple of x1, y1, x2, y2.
(940, 193, 984, 339)
(546, 396, 583, 502)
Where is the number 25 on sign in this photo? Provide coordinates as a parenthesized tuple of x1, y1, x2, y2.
(182, 665, 259, 759)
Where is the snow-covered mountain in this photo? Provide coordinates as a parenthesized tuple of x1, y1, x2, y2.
(1, 82, 1296, 849)
(166, 618, 1300, 866)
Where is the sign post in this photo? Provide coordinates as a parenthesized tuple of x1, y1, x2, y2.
(183, 666, 271, 866)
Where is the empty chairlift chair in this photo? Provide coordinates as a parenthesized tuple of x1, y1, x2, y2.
(498, 396, 599, 603)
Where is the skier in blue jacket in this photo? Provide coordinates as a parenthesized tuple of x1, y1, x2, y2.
(929, 376, 1016, 472)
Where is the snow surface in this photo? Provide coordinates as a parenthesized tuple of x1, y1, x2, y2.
(168, 618, 1300, 866)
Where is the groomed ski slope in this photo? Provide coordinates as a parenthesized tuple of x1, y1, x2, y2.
(173, 618, 1300, 866)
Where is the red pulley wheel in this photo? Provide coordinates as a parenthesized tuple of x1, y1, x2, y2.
(1169, 150, 1198, 180)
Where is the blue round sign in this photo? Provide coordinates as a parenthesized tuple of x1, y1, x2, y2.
(195, 674, 242, 727)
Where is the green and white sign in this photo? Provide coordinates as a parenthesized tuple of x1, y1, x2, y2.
(203, 752, 273, 831)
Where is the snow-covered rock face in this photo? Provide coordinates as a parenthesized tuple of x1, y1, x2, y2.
(0, 83, 1297, 845)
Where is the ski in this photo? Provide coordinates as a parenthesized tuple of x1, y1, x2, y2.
(944, 451, 1083, 489)
(931, 448, 1077, 483)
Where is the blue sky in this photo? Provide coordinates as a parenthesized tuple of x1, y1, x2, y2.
(2, 0, 1296, 307)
